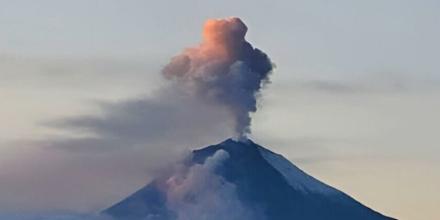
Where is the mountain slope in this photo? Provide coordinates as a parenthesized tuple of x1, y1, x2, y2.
(103, 139, 395, 220)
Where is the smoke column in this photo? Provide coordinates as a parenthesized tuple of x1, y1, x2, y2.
(12, 18, 273, 216)
(162, 17, 273, 139)
(164, 150, 260, 220)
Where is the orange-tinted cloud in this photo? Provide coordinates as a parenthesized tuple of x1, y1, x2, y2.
(162, 17, 273, 139)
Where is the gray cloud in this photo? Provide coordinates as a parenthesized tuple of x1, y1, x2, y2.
(298, 80, 360, 93)
(31, 86, 236, 200)
(281, 72, 440, 95)
(164, 150, 262, 220)
(162, 17, 273, 138)
(0, 54, 161, 97)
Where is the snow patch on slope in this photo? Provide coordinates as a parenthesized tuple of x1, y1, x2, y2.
(258, 147, 338, 194)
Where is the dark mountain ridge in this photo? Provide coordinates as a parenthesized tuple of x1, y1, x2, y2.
(103, 139, 395, 220)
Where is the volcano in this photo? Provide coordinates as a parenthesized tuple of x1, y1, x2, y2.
(103, 139, 394, 220)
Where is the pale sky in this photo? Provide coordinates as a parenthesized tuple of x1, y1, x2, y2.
(1, 1, 439, 219)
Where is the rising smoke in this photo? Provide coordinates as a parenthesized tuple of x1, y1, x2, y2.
(1, 17, 273, 217)
(164, 150, 261, 220)
(163, 17, 273, 139)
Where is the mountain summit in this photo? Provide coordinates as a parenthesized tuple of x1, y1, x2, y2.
(103, 139, 394, 220)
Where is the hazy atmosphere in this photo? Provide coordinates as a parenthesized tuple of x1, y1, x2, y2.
(1, 1, 439, 220)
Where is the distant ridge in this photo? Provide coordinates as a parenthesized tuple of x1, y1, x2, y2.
(103, 139, 395, 220)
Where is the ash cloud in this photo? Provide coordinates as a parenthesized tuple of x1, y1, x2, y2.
(45, 17, 273, 155)
(0, 17, 273, 215)
(164, 150, 262, 220)
(162, 17, 273, 139)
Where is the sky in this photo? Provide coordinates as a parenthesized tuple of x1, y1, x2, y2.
(0, 0, 439, 219)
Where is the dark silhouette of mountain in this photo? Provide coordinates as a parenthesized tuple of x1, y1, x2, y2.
(103, 139, 395, 220)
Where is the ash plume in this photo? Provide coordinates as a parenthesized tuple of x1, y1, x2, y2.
(7, 17, 273, 213)
(164, 150, 260, 220)
(162, 17, 273, 139)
